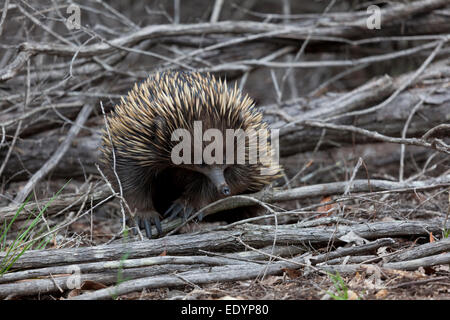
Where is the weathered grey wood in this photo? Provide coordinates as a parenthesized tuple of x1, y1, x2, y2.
(0, 129, 102, 181)
(0, 256, 255, 285)
(386, 237, 450, 262)
(0, 221, 441, 270)
(202, 175, 450, 217)
(383, 252, 450, 271)
(309, 238, 395, 264)
(71, 235, 443, 300)
(2, 248, 301, 285)
(0, 183, 111, 223)
(16, 0, 449, 59)
(0, 245, 306, 297)
(278, 87, 450, 156)
(319, 255, 378, 265)
(0, 264, 203, 298)
(14, 104, 94, 204)
(68, 261, 297, 300)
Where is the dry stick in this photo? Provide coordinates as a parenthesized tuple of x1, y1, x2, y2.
(326, 39, 445, 121)
(344, 157, 363, 196)
(321, 255, 378, 265)
(4, 49, 126, 84)
(0, 102, 84, 127)
(0, 183, 110, 224)
(0, 0, 9, 36)
(0, 255, 256, 285)
(202, 40, 444, 72)
(0, 55, 31, 177)
(167, 30, 297, 69)
(18, 21, 322, 57)
(0, 3, 445, 79)
(217, 176, 450, 213)
(233, 0, 448, 22)
(15, 0, 448, 58)
(0, 51, 34, 82)
(399, 95, 428, 182)
(387, 276, 449, 289)
(308, 63, 369, 97)
(0, 264, 202, 299)
(16, 2, 75, 47)
(0, 220, 442, 270)
(14, 191, 117, 252)
(173, 0, 180, 24)
(67, 237, 410, 300)
(99, 101, 128, 234)
(76, 24, 193, 69)
(279, 75, 394, 130)
(95, 0, 139, 30)
(446, 192, 450, 234)
(171, 182, 363, 237)
(422, 123, 450, 140)
(0, 245, 301, 285)
(0, 126, 5, 147)
(165, 195, 280, 280)
(280, 0, 336, 96)
(301, 121, 450, 154)
(309, 238, 395, 264)
(308, 58, 448, 128)
(2, 89, 90, 103)
(210, 0, 224, 23)
(386, 237, 450, 262)
(4, 247, 310, 296)
(203, 245, 303, 264)
(0, 232, 442, 296)
(13, 104, 94, 204)
(280, 0, 296, 101)
(383, 252, 450, 271)
(71, 260, 305, 300)
(69, 250, 362, 300)
(1, 16, 444, 81)
(0, 121, 21, 178)
(214, 210, 347, 232)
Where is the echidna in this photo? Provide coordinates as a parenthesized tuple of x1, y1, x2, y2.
(100, 71, 281, 238)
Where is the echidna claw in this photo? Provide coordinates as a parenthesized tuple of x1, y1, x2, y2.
(134, 216, 163, 239)
(164, 202, 196, 221)
(183, 206, 195, 221)
(143, 219, 152, 238)
(164, 202, 184, 220)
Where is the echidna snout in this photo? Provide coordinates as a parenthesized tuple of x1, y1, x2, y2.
(193, 165, 231, 197)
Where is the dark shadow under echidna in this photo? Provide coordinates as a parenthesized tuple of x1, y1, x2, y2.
(100, 71, 281, 238)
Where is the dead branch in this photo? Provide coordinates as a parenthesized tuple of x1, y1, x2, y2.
(0, 220, 441, 270)
(13, 104, 94, 204)
(386, 237, 450, 262)
(383, 252, 450, 271)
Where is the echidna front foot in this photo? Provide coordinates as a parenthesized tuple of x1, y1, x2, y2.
(164, 200, 195, 221)
(133, 211, 162, 239)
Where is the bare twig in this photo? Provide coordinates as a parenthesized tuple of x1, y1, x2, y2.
(0, 0, 9, 36)
(210, 0, 224, 23)
(383, 253, 450, 271)
(13, 103, 93, 204)
(301, 120, 450, 154)
(326, 39, 445, 120)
